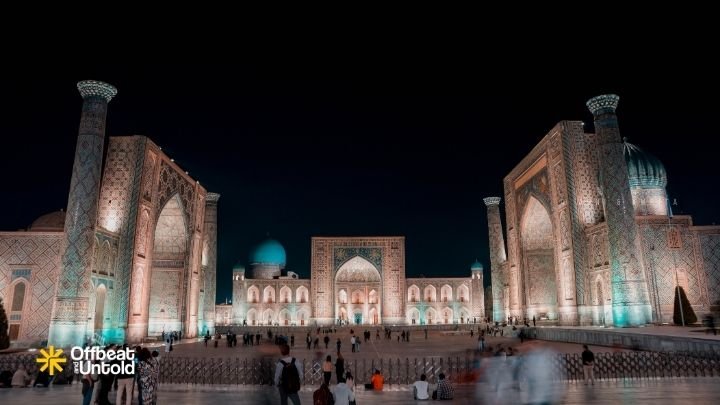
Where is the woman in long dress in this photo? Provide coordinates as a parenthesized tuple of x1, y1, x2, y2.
(137, 348, 158, 405)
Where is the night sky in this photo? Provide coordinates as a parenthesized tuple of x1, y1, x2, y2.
(1, 59, 718, 304)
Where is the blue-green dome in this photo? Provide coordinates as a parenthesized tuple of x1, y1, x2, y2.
(470, 260, 484, 271)
(623, 141, 667, 189)
(232, 261, 245, 271)
(249, 238, 286, 266)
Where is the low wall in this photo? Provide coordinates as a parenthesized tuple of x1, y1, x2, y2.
(531, 327, 720, 353)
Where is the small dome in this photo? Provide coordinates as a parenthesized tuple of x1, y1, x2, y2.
(29, 210, 65, 231)
(232, 261, 245, 271)
(249, 238, 286, 267)
(470, 260, 484, 271)
(624, 141, 667, 189)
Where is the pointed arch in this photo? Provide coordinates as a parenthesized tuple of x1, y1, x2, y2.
(279, 308, 291, 325)
(247, 308, 257, 325)
(425, 307, 437, 324)
(457, 284, 469, 303)
(262, 308, 275, 325)
(351, 289, 365, 304)
(442, 307, 454, 324)
(424, 285, 437, 302)
(279, 286, 292, 303)
(94, 284, 107, 331)
(296, 286, 309, 303)
(297, 308, 309, 326)
(520, 195, 558, 313)
(339, 307, 348, 321)
(408, 285, 420, 303)
(248, 285, 260, 303)
(369, 289, 378, 304)
(407, 307, 420, 325)
(335, 256, 381, 282)
(263, 286, 276, 304)
(440, 285, 453, 302)
(338, 289, 348, 304)
(459, 307, 470, 324)
(369, 307, 378, 325)
(148, 193, 188, 336)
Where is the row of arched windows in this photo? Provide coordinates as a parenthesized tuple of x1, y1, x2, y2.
(246, 285, 309, 304)
(407, 284, 469, 303)
(337, 289, 378, 304)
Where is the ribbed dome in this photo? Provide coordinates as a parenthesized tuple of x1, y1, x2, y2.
(470, 260, 484, 271)
(29, 210, 66, 231)
(249, 238, 286, 266)
(623, 141, 667, 189)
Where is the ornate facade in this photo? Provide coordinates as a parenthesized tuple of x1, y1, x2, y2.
(0, 81, 218, 347)
(486, 94, 720, 326)
(231, 237, 484, 326)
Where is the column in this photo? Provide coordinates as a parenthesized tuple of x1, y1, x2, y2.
(587, 94, 651, 326)
(48, 80, 117, 347)
(484, 197, 507, 322)
(201, 193, 220, 335)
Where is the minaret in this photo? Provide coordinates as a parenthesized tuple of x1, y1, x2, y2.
(201, 192, 220, 335)
(484, 197, 507, 322)
(48, 80, 117, 347)
(587, 94, 651, 327)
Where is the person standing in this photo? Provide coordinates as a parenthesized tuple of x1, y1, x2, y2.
(582, 345, 595, 386)
(336, 338, 342, 353)
(324, 335, 330, 349)
(275, 343, 303, 405)
(350, 335, 355, 353)
(532, 315, 536, 327)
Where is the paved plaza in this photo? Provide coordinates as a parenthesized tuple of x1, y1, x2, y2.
(1, 378, 719, 404)
(158, 326, 630, 362)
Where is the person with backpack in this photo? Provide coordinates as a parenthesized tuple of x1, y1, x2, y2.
(275, 343, 303, 405)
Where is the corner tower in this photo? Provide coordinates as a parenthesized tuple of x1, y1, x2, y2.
(48, 80, 117, 347)
(587, 94, 651, 326)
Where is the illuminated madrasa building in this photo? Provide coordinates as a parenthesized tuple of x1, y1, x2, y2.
(485, 94, 720, 327)
(0, 81, 218, 347)
(223, 237, 485, 327)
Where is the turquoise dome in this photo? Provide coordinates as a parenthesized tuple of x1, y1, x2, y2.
(232, 261, 245, 271)
(249, 238, 286, 266)
(623, 141, 667, 189)
(470, 260, 484, 271)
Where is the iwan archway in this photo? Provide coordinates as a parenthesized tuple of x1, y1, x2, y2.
(520, 196, 559, 321)
(335, 256, 382, 325)
(148, 194, 189, 336)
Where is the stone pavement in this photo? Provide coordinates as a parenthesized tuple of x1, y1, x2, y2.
(1, 378, 719, 404)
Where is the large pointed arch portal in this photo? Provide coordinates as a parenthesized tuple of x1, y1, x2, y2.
(334, 256, 382, 325)
(520, 196, 559, 320)
(148, 194, 189, 336)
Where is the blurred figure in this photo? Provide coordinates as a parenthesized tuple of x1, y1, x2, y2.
(582, 345, 595, 386)
(704, 315, 717, 335)
(11, 364, 30, 387)
(518, 342, 565, 404)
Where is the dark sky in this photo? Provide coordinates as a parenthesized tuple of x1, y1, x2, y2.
(1, 56, 718, 304)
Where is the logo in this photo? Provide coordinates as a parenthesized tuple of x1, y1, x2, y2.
(36, 346, 67, 375)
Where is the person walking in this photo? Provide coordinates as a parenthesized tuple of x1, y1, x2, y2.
(275, 343, 303, 405)
(324, 335, 330, 349)
(322, 355, 333, 385)
(332, 376, 355, 405)
(335, 352, 345, 384)
(581, 345, 595, 386)
(336, 338, 342, 353)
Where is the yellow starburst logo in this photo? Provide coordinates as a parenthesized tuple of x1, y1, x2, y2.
(36, 346, 67, 376)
